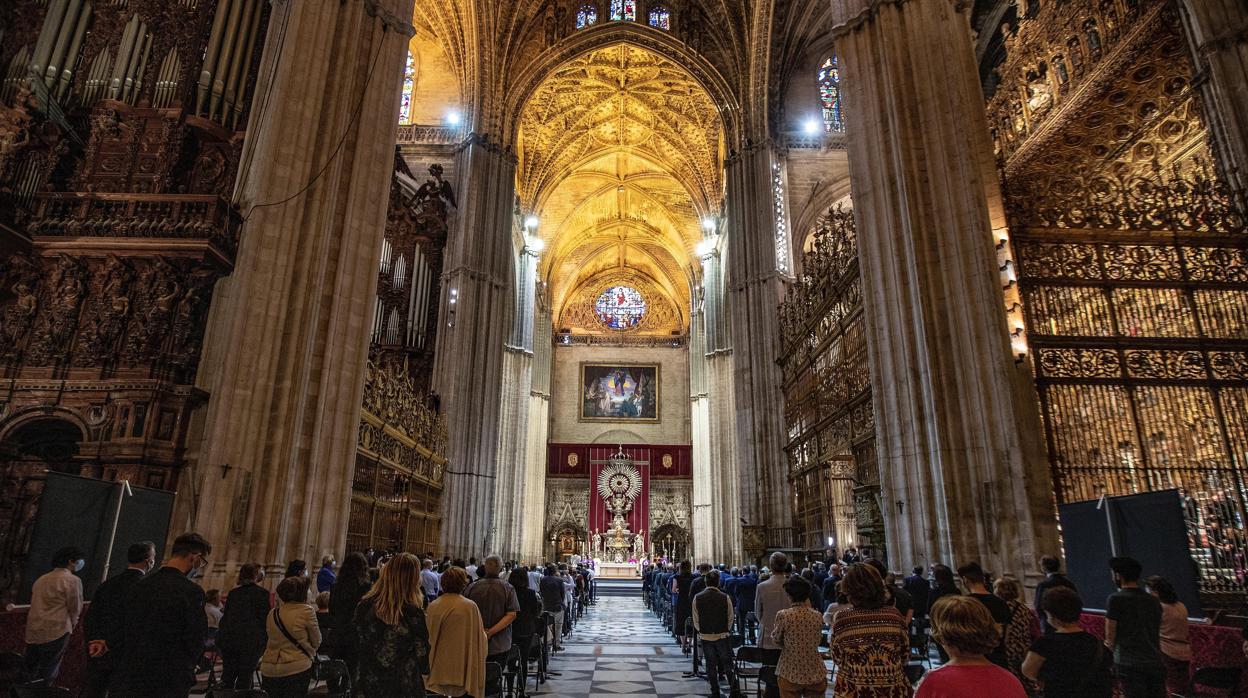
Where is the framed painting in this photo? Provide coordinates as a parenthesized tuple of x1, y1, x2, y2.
(579, 363, 660, 422)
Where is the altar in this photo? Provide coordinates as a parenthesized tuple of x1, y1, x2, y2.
(596, 560, 639, 578)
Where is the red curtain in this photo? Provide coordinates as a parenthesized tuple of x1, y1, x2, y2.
(547, 443, 691, 478)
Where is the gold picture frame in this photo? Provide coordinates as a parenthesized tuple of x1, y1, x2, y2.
(579, 363, 660, 423)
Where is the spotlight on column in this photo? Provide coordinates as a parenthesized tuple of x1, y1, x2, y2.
(528, 237, 545, 253)
(803, 118, 820, 135)
(445, 109, 462, 126)
(524, 214, 540, 231)
(701, 216, 717, 233)
(696, 238, 715, 257)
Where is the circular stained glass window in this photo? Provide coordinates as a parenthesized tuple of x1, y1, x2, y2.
(595, 286, 647, 330)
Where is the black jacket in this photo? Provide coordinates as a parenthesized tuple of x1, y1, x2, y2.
(513, 586, 543, 638)
(216, 582, 271, 654)
(902, 574, 931, 616)
(83, 568, 145, 667)
(1034, 573, 1078, 633)
(325, 577, 370, 653)
(117, 566, 208, 693)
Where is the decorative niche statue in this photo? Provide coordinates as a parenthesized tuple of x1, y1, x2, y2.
(415, 163, 456, 218)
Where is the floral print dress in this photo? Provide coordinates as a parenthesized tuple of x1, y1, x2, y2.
(1003, 599, 1041, 697)
(353, 598, 430, 697)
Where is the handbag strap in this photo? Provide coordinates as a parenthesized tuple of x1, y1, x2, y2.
(272, 607, 313, 660)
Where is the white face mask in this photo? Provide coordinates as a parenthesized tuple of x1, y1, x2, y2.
(74, 560, 85, 573)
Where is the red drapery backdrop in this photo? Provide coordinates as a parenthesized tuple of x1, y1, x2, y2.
(586, 446, 650, 541)
(547, 443, 691, 478)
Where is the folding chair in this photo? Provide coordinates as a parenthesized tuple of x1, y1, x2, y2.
(485, 661, 504, 698)
(733, 645, 768, 698)
(209, 689, 269, 698)
(497, 645, 522, 698)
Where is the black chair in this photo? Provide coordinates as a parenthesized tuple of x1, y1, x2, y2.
(485, 661, 504, 698)
(12, 685, 72, 698)
(733, 645, 767, 697)
(756, 666, 777, 698)
(904, 662, 926, 685)
(309, 658, 350, 696)
(1190, 667, 1244, 696)
(209, 689, 269, 698)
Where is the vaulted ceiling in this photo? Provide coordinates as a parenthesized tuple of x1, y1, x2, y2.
(518, 43, 724, 333)
(408, 1, 840, 335)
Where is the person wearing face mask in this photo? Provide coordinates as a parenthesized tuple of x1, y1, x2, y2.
(81, 541, 156, 697)
(23, 545, 85, 685)
(117, 532, 213, 698)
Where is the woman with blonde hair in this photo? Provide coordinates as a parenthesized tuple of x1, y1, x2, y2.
(352, 552, 430, 697)
(426, 566, 487, 698)
(994, 576, 1041, 694)
(916, 596, 1026, 698)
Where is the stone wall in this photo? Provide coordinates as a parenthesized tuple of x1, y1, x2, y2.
(549, 344, 691, 445)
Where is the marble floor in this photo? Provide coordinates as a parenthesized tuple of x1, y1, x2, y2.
(535, 596, 709, 698)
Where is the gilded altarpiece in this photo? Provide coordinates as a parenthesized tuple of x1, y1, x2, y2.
(349, 158, 450, 555)
(989, 0, 1248, 601)
(779, 208, 883, 559)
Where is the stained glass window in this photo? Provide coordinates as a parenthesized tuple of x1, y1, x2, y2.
(398, 51, 415, 123)
(576, 4, 599, 29)
(610, 0, 636, 21)
(648, 5, 670, 30)
(819, 56, 844, 132)
(595, 286, 647, 330)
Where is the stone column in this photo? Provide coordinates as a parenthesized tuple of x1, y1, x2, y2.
(185, 0, 415, 585)
(520, 302, 553, 562)
(432, 135, 517, 559)
(691, 238, 743, 563)
(493, 243, 540, 559)
(1180, 0, 1248, 201)
(724, 145, 793, 539)
(829, 0, 1058, 576)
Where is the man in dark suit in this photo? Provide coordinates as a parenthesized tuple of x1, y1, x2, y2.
(902, 566, 931, 620)
(116, 532, 212, 698)
(81, 541, 155, 698)
(733, 566, 758, 642)
(820, 563, 843, 611)
(1033, 555, 1077, 634)
(216, 562, 271, 689)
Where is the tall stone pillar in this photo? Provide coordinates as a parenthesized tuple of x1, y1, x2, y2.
(1180, 0, 1248, 201)
(520, 301, 553, 562)
(186, 0, 415, 584)
(829, 0, 1058, 577)
(432, 135, 517, 559)
(724, 146, 793, 539)
(691, 238, 743, 563)
(493, 243, 540, 559)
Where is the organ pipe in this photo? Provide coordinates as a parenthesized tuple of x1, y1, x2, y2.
(226, 0, 264, 128)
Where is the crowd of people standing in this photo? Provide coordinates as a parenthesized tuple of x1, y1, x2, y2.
(17, 533, 596, 697)
(644, 550, 1204, 698)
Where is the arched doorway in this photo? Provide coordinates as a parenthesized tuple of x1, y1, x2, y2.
(546, 521, 587, 562)
(651, 523, 689, 563)
(0, 417, 85, 595)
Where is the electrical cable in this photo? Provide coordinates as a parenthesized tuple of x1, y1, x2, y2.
(241, 21, 389, 222)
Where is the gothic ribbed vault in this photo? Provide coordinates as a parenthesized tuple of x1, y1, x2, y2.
(516, 42, 725, 334)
